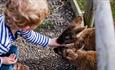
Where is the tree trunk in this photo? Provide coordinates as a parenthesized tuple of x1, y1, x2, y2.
(94, 0, 115, 70)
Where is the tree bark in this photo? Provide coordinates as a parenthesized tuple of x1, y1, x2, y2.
(94, 0, 115, 70)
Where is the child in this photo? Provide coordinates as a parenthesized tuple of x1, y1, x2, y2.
(0, 0, 60, 70)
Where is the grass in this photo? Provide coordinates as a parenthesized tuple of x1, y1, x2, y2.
(76, 0, 86, 11)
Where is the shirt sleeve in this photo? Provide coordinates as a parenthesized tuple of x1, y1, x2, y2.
(19, 30, 51, 47)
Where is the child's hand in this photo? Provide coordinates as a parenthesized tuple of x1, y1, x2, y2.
(1, 54, 17, 65)
(48, 38, 61, 47)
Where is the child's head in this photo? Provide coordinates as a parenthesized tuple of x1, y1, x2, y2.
(5, 0, 49, 30)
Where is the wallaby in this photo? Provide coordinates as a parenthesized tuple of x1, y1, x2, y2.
(54, 16, 96, 70)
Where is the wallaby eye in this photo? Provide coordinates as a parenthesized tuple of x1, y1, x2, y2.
(65, 36, 70, 40)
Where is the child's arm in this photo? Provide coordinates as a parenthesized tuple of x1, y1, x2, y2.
(19, 30, 60, 47)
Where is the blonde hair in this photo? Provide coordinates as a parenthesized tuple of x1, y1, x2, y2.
(5, 0, 49, 27)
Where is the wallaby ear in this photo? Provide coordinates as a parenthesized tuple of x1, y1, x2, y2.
(74, 27, 86, 34)
(72, 16, 83, 27)
(76, 26, 87, 38)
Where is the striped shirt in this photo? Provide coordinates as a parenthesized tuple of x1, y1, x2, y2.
(0, 14, 50, 55)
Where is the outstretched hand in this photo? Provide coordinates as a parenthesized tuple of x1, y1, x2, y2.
(48, 38, 61, 47)
(0, 54, 17, 65)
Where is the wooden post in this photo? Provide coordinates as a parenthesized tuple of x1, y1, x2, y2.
(94, 0, 115, 70)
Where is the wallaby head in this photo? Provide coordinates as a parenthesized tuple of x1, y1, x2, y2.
(56, 27, 85, 44)
(56, 16, 84, 44)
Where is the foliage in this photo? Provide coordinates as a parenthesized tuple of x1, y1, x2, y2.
(111, 2, 115, 20)
(76, 0, 86, 11)
(77, 0, 115, 20)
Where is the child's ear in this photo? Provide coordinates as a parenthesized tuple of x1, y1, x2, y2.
(76, 26, 87, 38)
(72, 16, 83, 27)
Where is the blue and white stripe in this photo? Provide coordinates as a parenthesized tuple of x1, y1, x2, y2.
(20, 30, 49, 47)
(0, 15, 11, 55)
(0, 14, 50, 55)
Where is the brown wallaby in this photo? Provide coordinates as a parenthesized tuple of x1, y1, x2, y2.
(54, 16, 96, 70)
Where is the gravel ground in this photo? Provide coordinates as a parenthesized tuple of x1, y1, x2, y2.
(0, 0, 76, 70)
